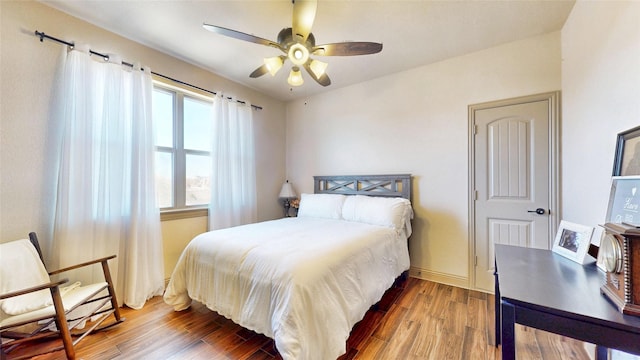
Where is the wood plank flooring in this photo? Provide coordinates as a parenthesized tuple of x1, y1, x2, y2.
(11, 277, 591, 359)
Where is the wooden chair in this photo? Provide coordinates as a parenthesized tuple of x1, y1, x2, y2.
(0, 232, 124, 359)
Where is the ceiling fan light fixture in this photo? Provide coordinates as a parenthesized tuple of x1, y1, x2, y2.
(288, 43, 309, 66)
(309, 59, 328, 78)
(288, 66, 304, 86)
(204, 0, 382, 88)
(264, 56, 284, 76)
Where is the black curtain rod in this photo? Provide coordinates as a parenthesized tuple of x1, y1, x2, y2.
(34, 30, 262, 111)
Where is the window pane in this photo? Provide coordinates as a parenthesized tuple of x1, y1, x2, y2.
(184, 97, 212, 151)
(185, 154, 211, 206)
(155, 151, 173, 208)
(153, 89, 174, 147)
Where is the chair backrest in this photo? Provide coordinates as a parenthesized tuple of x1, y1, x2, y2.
(0, 239, 53, 315)
(28, 232, 46, 264)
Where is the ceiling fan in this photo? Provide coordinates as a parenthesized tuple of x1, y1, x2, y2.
(203, 0, 383, 87)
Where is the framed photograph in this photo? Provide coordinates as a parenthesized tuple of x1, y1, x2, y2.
(552, 220, 594, 265)
(613, 125, 640, 176)
(605, 176, 640, 225)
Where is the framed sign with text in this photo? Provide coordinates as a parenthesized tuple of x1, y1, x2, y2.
(606, 176, 640, 225)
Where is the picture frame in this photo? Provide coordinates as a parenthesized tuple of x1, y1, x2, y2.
(552, 220, 594, 265)
(612, 125, 640, 176)
(605, 176, 640, 225)
(595, 232, 607, 272)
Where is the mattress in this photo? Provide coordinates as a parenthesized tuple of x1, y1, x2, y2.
(163, 216, 410, 359)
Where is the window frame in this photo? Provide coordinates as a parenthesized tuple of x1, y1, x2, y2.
(153, 80, 214, 217)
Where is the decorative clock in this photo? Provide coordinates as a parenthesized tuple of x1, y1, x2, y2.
(600, 222, 640, 316)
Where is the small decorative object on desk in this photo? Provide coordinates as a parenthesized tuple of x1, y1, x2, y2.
(600, 222, 640, 316)
(612, 125, 640, 176)
(551, 220, 594, 265)
(605, 176, 640, 224)
(279, 180, 297, 217)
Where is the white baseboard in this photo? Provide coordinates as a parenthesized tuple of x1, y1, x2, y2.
(409, 266, 469, 289)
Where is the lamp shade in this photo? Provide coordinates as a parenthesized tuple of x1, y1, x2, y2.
(309, 59, 328, 78)
(287, 67, 304, 86)
(264, 56, 284, 76)
(279, 180, 296, 199)
(288, 43, 309, 66)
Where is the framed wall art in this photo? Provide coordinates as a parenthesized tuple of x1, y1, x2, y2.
(552, 220, 594, 265)
(613, 125, 640, 176)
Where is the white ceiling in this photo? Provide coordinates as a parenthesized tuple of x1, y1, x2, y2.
(41, 0, 575, 102)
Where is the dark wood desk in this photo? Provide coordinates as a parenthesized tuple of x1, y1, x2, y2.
(495, 244, 640, 359)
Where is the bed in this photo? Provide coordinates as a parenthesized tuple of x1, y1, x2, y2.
(163, 174, 412, 359)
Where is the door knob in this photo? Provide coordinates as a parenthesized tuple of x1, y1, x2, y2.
(527, 208, 546, 215)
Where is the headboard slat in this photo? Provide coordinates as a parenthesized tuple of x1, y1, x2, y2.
(313, 174, 411, 200)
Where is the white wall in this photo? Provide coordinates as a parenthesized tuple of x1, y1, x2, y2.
(562, 6, 640, 351)
(561, 0, 640, 245)
(0, 1, 287, 270)
(286, 32, 561, 287)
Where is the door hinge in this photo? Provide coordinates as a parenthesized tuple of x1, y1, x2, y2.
(473, 124, 478, 135)
(474, 190, 478, 201)
(474, 256, 478, 266)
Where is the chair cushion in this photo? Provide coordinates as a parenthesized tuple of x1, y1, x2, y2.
(0, 282, 108, 328)
(0, 239, 52, 315)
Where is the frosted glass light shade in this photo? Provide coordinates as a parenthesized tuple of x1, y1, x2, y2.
(288, 67, 304, 86)
(309, 59, 328, 78)
(288, 43, 309, 66)
(264, 56, 284, 76)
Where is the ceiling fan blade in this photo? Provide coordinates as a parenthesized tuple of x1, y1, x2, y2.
(292, 0, 317, 43)
(303, 62, 331, 87)
(249, 64, 270, 78)
(313, 42, 383, 56)
(203, 23, 283, 51)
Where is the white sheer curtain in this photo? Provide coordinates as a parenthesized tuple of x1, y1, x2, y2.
(50, 44, 164, 309)
(208, 93, 257, 230)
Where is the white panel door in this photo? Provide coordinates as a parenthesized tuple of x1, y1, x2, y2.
(472, 94, 558, 292)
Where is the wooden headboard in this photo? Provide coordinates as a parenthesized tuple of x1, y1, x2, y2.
(313, 174, 411, 200)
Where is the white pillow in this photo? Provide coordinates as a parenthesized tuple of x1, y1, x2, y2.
(342, 195, 412, 232)
(297, 193, 346, 219)
(0, 239, 52, 315)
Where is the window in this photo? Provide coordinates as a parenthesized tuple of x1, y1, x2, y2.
(153, 83, 213, 210)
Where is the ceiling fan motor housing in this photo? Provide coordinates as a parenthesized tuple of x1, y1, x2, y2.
(277, 28, 316, 49)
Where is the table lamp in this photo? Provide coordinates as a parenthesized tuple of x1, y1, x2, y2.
(279, 180, 296, 217)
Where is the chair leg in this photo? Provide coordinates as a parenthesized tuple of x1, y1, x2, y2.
(1, 339, 7, 360)
(50, 286, 76, 360)
(101, 260, 123, 322)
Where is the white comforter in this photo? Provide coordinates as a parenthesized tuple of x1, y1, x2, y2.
(163, 217, 410, 360)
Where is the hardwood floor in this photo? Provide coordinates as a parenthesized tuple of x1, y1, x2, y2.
(11, 277, 591, 360)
